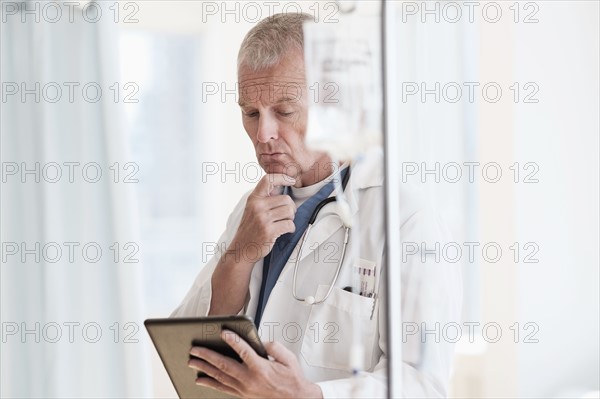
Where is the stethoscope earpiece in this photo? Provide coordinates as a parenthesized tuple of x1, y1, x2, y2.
(305, 296, 315, 305)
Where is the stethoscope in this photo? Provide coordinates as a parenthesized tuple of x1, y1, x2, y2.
(292, 165, 352, 305)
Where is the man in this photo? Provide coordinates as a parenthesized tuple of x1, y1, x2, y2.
(172, 13, 462, 398)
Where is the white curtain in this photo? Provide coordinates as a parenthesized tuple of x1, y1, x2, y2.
(1, 2, 151, 397)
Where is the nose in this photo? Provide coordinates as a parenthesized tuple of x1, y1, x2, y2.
(256, 114, 278, 143)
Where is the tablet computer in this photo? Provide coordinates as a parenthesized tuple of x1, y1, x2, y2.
(145, 315, 267, 399)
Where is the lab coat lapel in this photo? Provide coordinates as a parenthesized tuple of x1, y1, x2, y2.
(297, 213, 344, 263)
(246, 258, 264, 318)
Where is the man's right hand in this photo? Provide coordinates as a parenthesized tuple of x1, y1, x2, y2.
(232, 173, 297, 263)
(208, 174, 296, 316)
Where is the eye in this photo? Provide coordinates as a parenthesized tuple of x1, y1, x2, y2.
(244, 111, 259, 118)
(278, 111, 294, 117)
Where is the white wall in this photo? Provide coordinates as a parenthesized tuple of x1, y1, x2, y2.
(453, 2, 599, 397)
(513, 2, 599, 397)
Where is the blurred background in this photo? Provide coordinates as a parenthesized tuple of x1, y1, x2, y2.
(1, 1, 598, 398)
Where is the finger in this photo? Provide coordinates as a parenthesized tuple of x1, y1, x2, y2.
(272, 219, 296, 237)
(221, 330, 263, 369)
(189, 346, 246, 381)
(263, 193, 296, 210)
(195, 376, 242, 398)
(188, 358, 241, 392)
(256, 174, 296, 196)
(263, 341, 297, 367)
(268, 203, 296, 223)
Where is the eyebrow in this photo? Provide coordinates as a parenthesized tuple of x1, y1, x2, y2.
(238, 97, 298, 108)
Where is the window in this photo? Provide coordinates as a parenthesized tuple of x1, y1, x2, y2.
(119, 30, 204, 316)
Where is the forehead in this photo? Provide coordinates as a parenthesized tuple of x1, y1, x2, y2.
(238, 80, 305, 107)
(238, 53, 306, 106)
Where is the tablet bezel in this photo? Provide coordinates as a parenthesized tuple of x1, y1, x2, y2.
(144, 315, 267, 399)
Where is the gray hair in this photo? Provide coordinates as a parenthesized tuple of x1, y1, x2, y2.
(237, 13, 312, 73)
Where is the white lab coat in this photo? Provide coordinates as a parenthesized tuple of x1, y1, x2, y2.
(172, 148, 462, 398)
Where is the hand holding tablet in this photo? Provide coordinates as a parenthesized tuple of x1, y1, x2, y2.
(145, 316, 267, 399)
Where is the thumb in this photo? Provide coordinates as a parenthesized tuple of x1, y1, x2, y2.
(256, 174, 296, 197)
(264, 341, 297, 366)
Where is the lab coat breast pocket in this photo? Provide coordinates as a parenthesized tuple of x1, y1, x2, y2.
(300, 284, 378, 371)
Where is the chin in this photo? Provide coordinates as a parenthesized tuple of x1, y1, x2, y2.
(260, 162, 299, 177)
(262, 163, 285, 174)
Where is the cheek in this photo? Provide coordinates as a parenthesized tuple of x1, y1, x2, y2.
(292, 114, 308, 142)
(285, 128, 308, 156)
(243, 119, 257, 141)
(295, 106, 308, 133)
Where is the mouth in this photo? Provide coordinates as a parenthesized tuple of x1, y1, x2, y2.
(259, 151, 287, 158)
(259, 153, 287, 166)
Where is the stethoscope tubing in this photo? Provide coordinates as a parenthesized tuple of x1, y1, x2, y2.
(292, 165, 352, 304)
